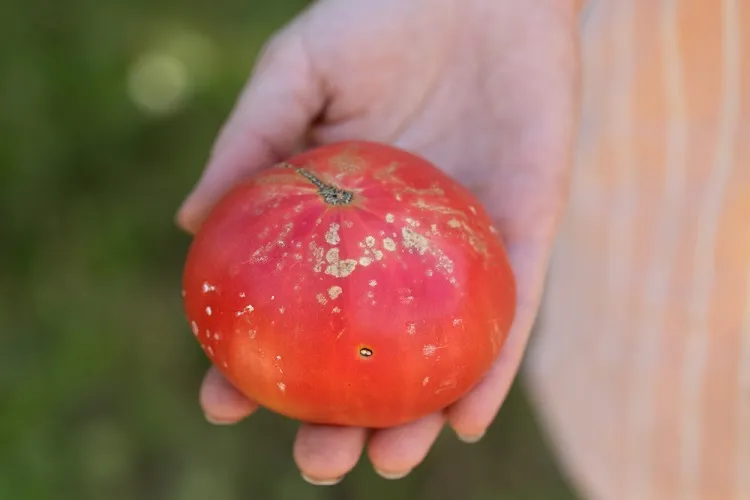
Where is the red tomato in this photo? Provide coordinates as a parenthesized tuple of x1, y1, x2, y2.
(182, 141, 516, 428)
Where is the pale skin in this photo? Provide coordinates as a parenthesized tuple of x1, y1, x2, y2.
(176, 0, 581, 485)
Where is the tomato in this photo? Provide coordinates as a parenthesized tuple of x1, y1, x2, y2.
(181, 141, 516, 428)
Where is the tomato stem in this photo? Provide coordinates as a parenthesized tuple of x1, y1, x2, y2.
(281, 163, 354, 205)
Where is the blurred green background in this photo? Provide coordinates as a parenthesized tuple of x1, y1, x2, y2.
(0, 0, 577, 498)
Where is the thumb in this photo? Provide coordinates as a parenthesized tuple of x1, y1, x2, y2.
(176, 31, 325, 234)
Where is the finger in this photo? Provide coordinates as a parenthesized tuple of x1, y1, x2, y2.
(176, 31, 326, 234)
(446, 241, 550, 441)
(367, 411, 445, 479)
(293, 424, 367, 486)
(199, 366, 259, 424)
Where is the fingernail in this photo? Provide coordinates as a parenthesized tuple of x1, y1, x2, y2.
(456, 430, 485, 443)
(204, 414, 234, 425)
(375, 468, 412, 480)
(301, 472, 344, 486)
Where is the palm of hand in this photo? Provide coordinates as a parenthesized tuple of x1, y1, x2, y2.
(178, 0, 580, 484)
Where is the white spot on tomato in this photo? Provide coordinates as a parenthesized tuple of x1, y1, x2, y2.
(369, 280, 377, 287)
(277, 382, 286, 393)
(385, 213, 395, 223)
(453, 318, 463, 327)
(401, 227, 429, 255)
(236, 304, 254, 317)
(422, 376, 430, 386)
(191, 321, 198, 336)
(382, 238, 396, 251)
(328, 286, 343, 300)
(202, 282, 216, 293)
(423, 344, 437, 356)
(324, 248, 358, 278)
(447, 218, 461, 229)
(332, 306, 341, 314)
(359, 256, 373, 266)
(316, 293, 328, 305)
(325, 222, 341, 245)
(406, 323, 416, 335)
(205, 306, 212, 316)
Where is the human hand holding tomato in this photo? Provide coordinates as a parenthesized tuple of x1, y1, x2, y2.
(176, 0, 581, 485)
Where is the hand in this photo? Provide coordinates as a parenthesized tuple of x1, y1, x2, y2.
(176, 0, 581, 485)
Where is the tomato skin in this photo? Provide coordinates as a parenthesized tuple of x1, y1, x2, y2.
(182, 141, 516, 428)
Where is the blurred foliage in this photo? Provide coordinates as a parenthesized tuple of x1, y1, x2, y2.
(0, 0, 577, 498)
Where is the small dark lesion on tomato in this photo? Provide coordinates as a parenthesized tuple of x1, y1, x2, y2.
(358, 346, 373, 358)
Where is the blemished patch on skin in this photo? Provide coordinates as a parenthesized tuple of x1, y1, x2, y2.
(401, 227, 429, 255)
(324, 248, 358, 278)
(309, 241, 325, 273)
(359, 256, 373, 267)
(325, 223, 341, 245)
(328, 286, 343, 299)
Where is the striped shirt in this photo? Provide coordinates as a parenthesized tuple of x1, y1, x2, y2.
(525, 1, 748, 499)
